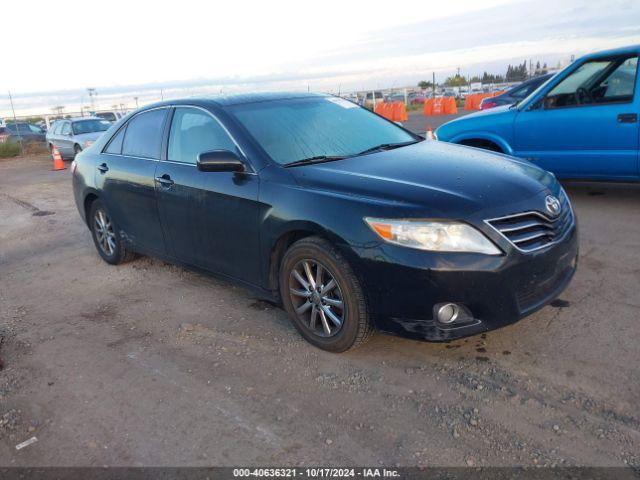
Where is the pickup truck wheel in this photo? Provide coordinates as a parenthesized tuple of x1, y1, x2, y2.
(280, 236, 373, 352)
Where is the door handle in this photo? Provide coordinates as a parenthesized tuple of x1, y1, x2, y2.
(617, 113, 637, 123)
(97, 163, 109, 173)
(155, 174, 174, 187)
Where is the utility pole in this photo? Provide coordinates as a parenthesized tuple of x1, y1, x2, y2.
(8, 91, 22, 147)
(87, 88, 97, 111)
(134, 97, 139, 108)
(160, 89, 164, 101)
(432, 72, 436, 96)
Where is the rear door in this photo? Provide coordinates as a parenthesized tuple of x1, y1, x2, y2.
(155, 106, 261, 283)
(58, 121, 75, 156)
(95, 108, 169, 256)
(513, 54, 639, 179)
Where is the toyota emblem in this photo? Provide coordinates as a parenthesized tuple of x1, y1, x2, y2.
(545, 195, 561, 217)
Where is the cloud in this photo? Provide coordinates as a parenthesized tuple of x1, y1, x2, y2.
(1, 0, 639, 116)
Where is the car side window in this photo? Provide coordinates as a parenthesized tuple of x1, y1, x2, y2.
(167, 107, 236, 165)
(61, 122, 71, 135)
(51, 122, 61, 134)
(122, 109, 167, 159)
(104, 126, 126, 155)
(544, 55, 638, 109)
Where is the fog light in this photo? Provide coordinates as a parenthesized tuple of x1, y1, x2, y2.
(436, 303, 459, 324)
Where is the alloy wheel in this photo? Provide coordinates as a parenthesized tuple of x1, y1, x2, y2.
(289, 259, 345, 337)
(94, 209, 116, 256)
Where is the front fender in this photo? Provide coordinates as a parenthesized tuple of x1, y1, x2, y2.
(447, 132, 514, 155)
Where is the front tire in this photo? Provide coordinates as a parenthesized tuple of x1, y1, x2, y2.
(280, 236, 373, 352)
(89, 199, 136, 265)
(73, 144, 82, 158)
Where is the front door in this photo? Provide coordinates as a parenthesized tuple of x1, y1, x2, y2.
(514, 54, 639, 179)
(155, 106, 262, 284)
(95, 108, 169, 256)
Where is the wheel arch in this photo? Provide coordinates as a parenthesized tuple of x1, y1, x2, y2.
(83, 190, 100, 227)
(266, 222, 351, 301)
(450, 132, 513, 155)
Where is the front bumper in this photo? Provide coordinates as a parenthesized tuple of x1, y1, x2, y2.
(351, 223, 579, 342)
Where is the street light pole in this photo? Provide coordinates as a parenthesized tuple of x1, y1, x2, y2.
(8, 90, 22, 148)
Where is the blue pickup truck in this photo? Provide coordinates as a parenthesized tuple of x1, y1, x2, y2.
(436, 45, 639, 181)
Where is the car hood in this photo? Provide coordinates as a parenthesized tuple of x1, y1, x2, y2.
(289, 140, 558, 218)
(447, 104, 513, 123)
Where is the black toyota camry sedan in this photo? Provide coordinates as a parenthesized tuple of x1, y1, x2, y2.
(71, 92, 578, 352)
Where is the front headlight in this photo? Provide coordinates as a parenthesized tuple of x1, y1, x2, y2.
(364, 218, 501, 255)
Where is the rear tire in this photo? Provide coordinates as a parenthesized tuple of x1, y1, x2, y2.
(279, 236, 373, 352)
(89, 199, 136, 265)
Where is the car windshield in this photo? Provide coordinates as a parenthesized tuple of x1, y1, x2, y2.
(513, 73, 556, 108)
(229, 96, 418, 166)
(72, 119, 111, 135)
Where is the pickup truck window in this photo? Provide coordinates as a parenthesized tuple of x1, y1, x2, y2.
(544, 55, 638, 109)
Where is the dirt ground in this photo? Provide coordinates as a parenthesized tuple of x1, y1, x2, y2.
(0, 154, 639, 468)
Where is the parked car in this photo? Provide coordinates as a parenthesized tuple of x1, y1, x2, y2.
(72, 92, 577, 352)
(384, 93, 405, 103)
(436, 45, 640, 181)
(359, 91, 384, 107)
(480, 73, 554, 110)
(0, 122, 46, 144)
(408, 93, 427, 104)
(46, 117, 112, 159)
(95, 111, 127, 122)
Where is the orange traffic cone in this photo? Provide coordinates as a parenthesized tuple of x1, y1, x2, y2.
(52, 145, 66, 171)
(425, 124, 435, 140)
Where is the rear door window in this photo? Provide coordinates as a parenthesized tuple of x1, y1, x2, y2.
(122, 109, 167, 159)
(104, 127, 126, 155)
(61, 122, 71, 135)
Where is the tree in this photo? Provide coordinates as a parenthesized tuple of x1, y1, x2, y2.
(444, 74, 467, 87)
(506, 61, 528, 82)
(481, 72, 504, 84)
(418, 80, 433, 90)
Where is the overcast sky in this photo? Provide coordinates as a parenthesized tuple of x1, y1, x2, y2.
(2, 0, 640, 115)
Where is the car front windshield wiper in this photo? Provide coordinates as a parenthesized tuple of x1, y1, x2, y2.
(355, 140, 421, 156)
(283, 155, 347, 168)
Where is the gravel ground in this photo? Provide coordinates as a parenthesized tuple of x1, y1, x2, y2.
(0, 154, 639, 468)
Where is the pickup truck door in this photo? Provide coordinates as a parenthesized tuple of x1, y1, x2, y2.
(513, 54, 639, 180)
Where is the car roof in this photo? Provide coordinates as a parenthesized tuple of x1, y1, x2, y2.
(137, 92, 330, 112)
(204, 91, 328, 106)
(69, 116, 104, 122)
(581, 44, 640, 60)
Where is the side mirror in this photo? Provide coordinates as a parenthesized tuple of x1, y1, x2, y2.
(197, 150, 246, 172)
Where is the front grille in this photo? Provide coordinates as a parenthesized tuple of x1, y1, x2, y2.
(485, 193, 574, 252)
